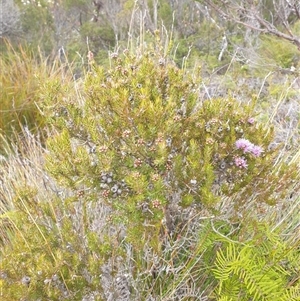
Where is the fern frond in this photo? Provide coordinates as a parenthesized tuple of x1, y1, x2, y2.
(279, 283, 300, 301)
(213, 243, 252, 292)
(213, 241, 289, 301)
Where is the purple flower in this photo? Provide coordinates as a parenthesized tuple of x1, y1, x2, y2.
(235, 138, 253, 153)
(247, 117, 255, 125)
(235, 138, 264, 157)
(234, 156, 248, 169)
(249, 145, 263, 157)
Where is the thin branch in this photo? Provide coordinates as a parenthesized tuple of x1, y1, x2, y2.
(203, 0, 300, 50)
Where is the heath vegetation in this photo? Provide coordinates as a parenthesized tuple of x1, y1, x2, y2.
(0, 1, 299, 300)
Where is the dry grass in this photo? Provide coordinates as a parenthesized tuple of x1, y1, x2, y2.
(0, 40, 72, 149)
(0, 128, 69, 245)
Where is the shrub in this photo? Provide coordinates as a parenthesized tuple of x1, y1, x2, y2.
(44, 48, 297, 243)
(259, 35, 300, 69)
(80, 22, 115, 53)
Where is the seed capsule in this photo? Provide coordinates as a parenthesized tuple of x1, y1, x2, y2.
(111, 184, 119, 193)
(21, 276, 31, 286)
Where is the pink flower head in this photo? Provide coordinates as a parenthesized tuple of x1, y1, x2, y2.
(234, 156, 248, 169)
(235, 138, 253, 153)
(249, 145, 263, 157)
(235, 138, 264, 157)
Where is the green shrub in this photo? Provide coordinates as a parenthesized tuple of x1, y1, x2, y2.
(259, 35, 300, 69)
(44, 48, 297, 244)
(15, 0, 55, 55)
(80, 22, 115, 52)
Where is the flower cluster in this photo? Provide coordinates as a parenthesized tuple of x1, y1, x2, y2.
(233, 138, 264, 169)
(235, 138, 263, 157)
(234, 156, 248, 169)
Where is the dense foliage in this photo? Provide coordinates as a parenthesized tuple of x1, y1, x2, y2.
(0, 1, 299, 300)
(45, 48, 297, 236)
